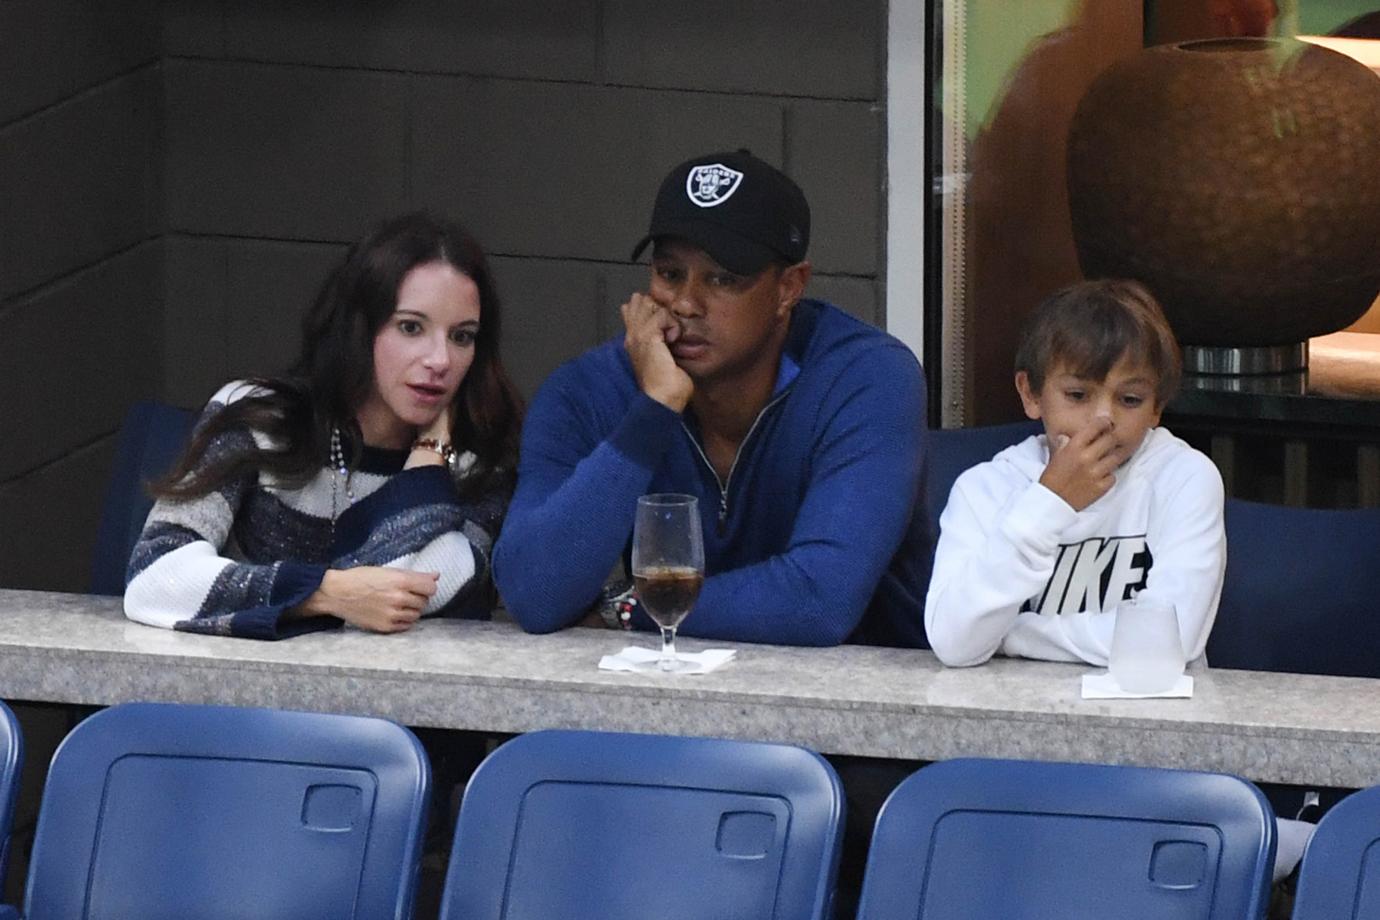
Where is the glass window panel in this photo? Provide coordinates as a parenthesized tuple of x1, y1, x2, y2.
(929, 0, 1380, 424)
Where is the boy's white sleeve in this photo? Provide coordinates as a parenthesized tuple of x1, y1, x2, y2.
(925, 467, 1078, 667)
(1001, 450, 1225, 666)
(1136, 452, 1226, 661)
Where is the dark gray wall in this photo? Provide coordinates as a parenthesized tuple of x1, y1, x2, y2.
(0, 1, 163, 591)
(0, 0, 888, 592)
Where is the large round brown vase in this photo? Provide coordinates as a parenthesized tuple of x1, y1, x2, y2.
(1067, 38, 1380, 346)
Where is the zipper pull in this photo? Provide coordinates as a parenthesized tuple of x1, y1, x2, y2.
(718, 496, 728, 537)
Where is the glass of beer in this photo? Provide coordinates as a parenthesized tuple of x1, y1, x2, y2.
(631, 493, 705, 673)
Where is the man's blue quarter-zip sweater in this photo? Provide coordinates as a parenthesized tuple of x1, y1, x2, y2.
(494, 299, 933, 648)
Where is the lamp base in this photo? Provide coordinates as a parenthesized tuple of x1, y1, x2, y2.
(1182, 343, 1308, 376)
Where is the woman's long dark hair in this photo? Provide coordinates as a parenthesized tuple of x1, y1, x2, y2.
(154, 213, 524, 501)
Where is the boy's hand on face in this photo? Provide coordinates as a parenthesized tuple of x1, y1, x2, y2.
(622, 292, 693, 412)
(1039, 416, 1118, 511)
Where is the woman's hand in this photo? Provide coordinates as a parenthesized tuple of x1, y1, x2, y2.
(296, 566, 439, 632)
(406, 406, 453, 469)
(419, 404, 452, 443)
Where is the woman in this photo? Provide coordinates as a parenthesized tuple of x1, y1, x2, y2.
(124, 213, 523, 639)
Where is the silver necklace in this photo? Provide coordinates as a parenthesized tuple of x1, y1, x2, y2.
(329, 425, 356, 522)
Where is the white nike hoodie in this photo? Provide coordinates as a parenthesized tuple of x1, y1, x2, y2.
(925, 427, 1225, 668)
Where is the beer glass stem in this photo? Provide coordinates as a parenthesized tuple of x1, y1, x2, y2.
(658, 627, 678, 671)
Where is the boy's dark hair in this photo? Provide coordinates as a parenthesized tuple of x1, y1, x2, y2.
(1015, 279, 1181, 406)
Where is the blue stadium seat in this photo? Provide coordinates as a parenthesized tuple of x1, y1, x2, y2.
(440, 729, 844, 920)
(4, 702, 429, 920)
(857, 758, 1276, 920)
(925, 421, 1041, 536)
(1206, 499, 1380, 678)
(0, 701, 21, 896)
(89, 400, 196, 595)
(1292, 784, 1380, 919)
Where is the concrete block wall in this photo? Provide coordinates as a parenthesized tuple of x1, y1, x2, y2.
(1, 0, 888, 592)
(0, 1, 163, 591)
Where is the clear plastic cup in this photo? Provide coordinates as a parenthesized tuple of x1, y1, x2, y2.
(1109, 597, 1185, 693)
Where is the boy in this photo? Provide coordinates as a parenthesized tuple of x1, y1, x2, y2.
(925, 279, 1226, 668)
(924, 281, 1311, 902)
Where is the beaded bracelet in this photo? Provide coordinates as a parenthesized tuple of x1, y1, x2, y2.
(594, 580, 639, 630)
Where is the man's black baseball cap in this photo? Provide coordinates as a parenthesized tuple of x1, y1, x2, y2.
(630, 149, 811, 276)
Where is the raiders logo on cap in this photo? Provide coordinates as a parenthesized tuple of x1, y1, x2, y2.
(631, 148, 811, 275)
(685, 164, 744, 208)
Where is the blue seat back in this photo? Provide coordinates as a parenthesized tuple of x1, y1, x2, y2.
(1293, 784, 1380, 919)
(925, 422, 1041, 536)
(89, 401, 196, 595)
(440, 729, 844, 920)
(21, 702, 429, 920)
(1206, 499, 1380, 677)
(0, 701, 21, 895)
(857, 758, 1275, 920)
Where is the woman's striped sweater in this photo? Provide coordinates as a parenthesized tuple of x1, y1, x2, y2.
(124, 381, 506, 639)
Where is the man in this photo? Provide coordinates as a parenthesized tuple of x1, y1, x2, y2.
(494, 149, 931, 647)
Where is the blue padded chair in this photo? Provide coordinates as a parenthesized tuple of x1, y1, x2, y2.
(1205, 498, 1380, 678)
(439, 729, 844, 920)
(924, 421, 1041, 536)
(0, 701, 21, 896)
(4, 702, 430, 920)
(856, 758, 1276, 920)
(89, 400, 196, 595)
(1292, 784, 1380, 919)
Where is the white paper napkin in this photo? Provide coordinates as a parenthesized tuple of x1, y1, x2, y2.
(598, 646, 736, 675)
(1081, 671, 1194, 699)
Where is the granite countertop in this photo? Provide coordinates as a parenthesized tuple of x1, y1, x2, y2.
(2, 589, 1378, 787)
